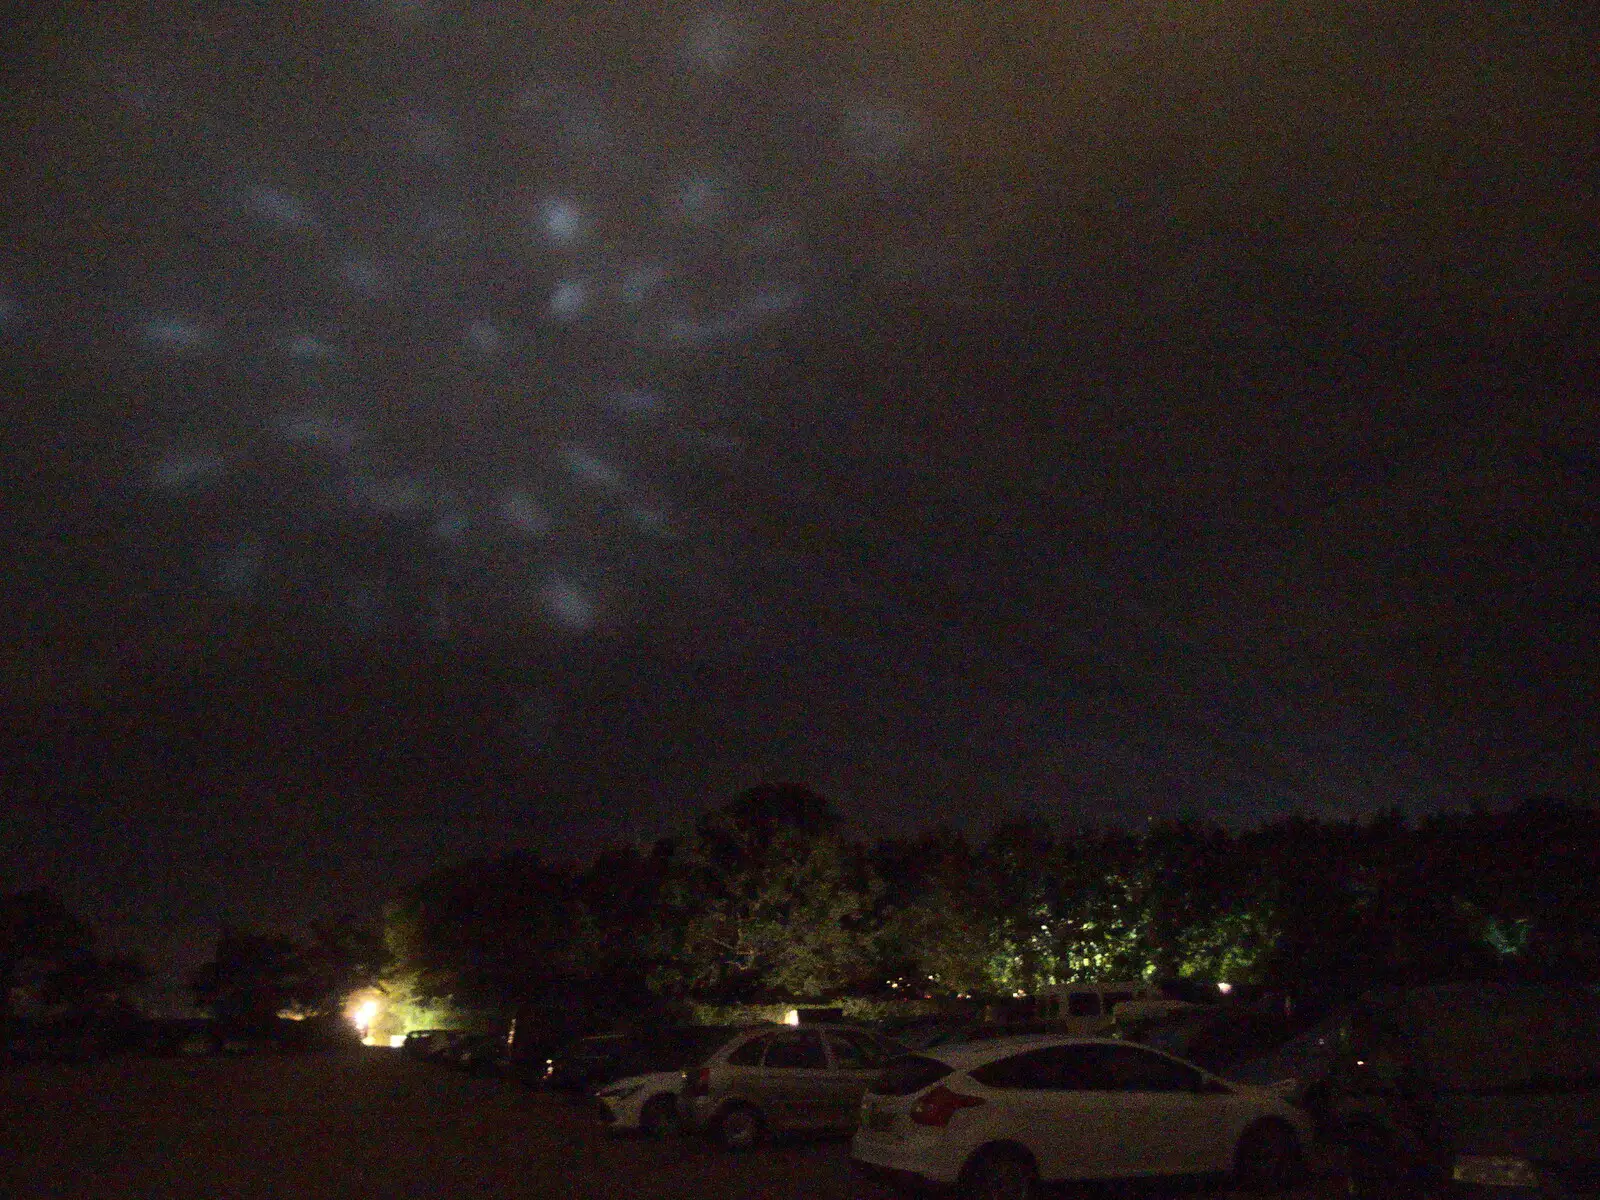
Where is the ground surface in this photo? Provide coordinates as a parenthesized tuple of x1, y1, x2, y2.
(0, 1050, 1345, 1199)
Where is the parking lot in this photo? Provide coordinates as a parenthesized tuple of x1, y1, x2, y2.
(0, 1050, 1344, 1199)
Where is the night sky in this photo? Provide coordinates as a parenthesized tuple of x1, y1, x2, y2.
(1, 0, 1595, 1003)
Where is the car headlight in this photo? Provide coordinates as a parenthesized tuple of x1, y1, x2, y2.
(1452, 1156, 1540, 1188)
(595, 1082, 644, 1100)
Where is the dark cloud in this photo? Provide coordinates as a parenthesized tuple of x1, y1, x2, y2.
(0, 0, 1594, 988)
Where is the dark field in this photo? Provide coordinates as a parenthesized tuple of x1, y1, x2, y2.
(0, 1050, 1343, 1199)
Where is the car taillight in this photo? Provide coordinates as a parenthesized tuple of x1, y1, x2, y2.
(910, 1084, 985, 1127)
(684, 1067, 711, 1097)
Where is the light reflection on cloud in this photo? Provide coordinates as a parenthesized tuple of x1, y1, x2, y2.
(541, 577, 596, 632)
(77, 2, 947, 640)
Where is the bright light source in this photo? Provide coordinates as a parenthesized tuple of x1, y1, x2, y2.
(1217, 981, 1234, 995)
(783, 1009, 800, 1026)
(388, 1034, 406, 1048)
(349, 996, 380, 1032)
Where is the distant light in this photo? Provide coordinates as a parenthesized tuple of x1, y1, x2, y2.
(784, 1009, 800, 1026)
(1217, 981, 1234, 995)
(388, 1034, 406, 1049)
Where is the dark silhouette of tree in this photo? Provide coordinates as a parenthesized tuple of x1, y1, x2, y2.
(0, 888, 90, 1031)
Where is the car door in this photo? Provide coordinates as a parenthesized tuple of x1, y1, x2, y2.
(968, 1045, 1125, 1181)
(822, 1030, 892, 1130)
(759, 1030, 832, 1131)
(1096, 1044, 1234, 1175)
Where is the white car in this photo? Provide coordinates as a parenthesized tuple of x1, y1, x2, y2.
(851, 1036, 1311, 1200)
(594, 1070, 690, 1138)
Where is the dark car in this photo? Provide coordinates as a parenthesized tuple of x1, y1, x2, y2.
(547, 1026, 764, 1095)
(544, 1032, 635, 1093)
(1332, 980, 1600, 1198)
(401, 1029, 455, 1059)
(451, 1032, 510, 1076)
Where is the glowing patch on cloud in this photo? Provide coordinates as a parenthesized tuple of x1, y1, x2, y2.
(499, 489, 552, 536)
(682, 11, 757, 72)
(467, 319, 501, 355)
(275, 411, 361, 456)
(538, 198, 587, 248)
(216, 537, 264, 591)
(349, 472, 428, 514)
(672, 176, 726, 224)
(148, 450, 226, 490)
(618, 259, 666, 304)
(285, 333, 339, 361)
(628, 507, 676, 538)
(549, 279, 588, 320)
(138, 315, 210, 350)
(558, 445, 623, 489)
(431, 505, 470, 543)
(247, 186, 321, 232)
(610, 388, 662, 415)
(338, 257, 387, 296)
(842, 103, 922, 162)
(541, 578, 595, 632)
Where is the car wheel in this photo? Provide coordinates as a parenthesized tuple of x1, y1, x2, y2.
(640, 1095, 681, 1140)
(960, 1145, 1039, 1200)
(713, 1103, 765, 1152)
(1235, 1119, 1304, 1193)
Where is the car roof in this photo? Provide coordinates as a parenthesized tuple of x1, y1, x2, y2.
(919, 1034, 1155, 1070)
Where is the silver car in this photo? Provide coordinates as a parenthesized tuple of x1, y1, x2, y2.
(681, 1024, 908, 1150)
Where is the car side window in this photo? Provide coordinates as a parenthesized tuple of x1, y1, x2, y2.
(727, 1035, 769, 1066)
(1100, 1044, 1203, 1092)
(827, 1030, 884, 1070)
(970, 1046, 1111, 1090)
(764, 1030, 826, 1069)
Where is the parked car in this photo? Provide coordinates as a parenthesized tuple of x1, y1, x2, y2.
(543, 1032, 635, 1093)
(1332, 981, 1600, 1199)
(401, 1029, 454, 1059)
(594, 1027, 748, 1137)
(850, 1035, 1311, 1199)
(681, 1023, 910, 1150)
(450, 1032, 510, 1076)
(1227, 1011, 1348, 1139)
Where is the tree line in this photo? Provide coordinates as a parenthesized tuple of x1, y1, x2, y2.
(7, 789, 1596, 1039)
(378, 787, 1600, 1030)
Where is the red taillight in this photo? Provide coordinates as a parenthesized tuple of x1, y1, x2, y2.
(684, 1067, 711, 1097)
(910, 1084, 985, 1127)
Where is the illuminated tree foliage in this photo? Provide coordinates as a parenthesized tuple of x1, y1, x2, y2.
(363, 794, 1600, 1024)
(662, 784, 881, 999)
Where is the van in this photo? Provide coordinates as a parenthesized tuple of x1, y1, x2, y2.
(1030, 982, 1170, 1034)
